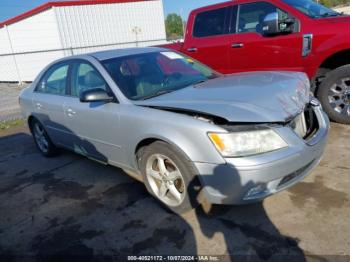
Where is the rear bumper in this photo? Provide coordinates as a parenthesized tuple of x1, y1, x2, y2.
(194, 105, 329, 205)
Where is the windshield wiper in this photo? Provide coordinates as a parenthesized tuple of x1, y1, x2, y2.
(192, 79, 207, 87)
(141, 90, 175, 100)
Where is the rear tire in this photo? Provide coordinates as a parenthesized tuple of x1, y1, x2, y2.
(138, 141, 201, 214)
(318, 65, 350, 124)
(30, 119, 58, 157)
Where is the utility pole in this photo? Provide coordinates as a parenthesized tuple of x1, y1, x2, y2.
(132, 26, 142, 47)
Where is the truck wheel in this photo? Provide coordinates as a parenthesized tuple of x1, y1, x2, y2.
(137, 141, 201, 214)
(318, 65, 350, 124)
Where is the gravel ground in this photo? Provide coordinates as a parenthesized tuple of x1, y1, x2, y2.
(0, 123, 349, 261)
(0, 83, 27, 121)
(334, 5, 350, 14)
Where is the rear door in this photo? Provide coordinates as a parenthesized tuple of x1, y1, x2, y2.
(227, 1, 303, 73)
(182, 6, 233, 74)
(32, 62, 70, 145)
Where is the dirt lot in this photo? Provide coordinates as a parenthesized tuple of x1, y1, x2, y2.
(0, 83, 26, 121)
(0, 122, 349, 261)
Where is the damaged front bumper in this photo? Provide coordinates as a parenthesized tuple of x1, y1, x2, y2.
(194, 104, 330, 205)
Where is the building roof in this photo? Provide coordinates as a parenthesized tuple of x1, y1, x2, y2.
(0, 0, 152, 28)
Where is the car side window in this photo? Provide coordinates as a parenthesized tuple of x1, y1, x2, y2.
(229, 6, 239, 34)
(71, 62, 109, 97)
(36, 63, 69, 95)
(238, 2, 289, 34)
(193, 7, 228, 37)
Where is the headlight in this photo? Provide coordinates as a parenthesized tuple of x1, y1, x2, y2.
(208, 129, 288, 157)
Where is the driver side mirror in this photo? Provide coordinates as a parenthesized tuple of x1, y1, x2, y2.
(80, 88, 114, 103)
(262, 12, 295, 36)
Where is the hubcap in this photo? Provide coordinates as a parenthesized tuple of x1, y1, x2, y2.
(33, 123, 49, 153)
(328, 77, 350, 116)
(145, 154, 185, 207)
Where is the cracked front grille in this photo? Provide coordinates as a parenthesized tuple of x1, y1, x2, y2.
(289, 105, 319, 140)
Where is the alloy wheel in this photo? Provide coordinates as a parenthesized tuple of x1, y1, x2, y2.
(145, 154, 186, 207)
(33, 123, 49, 153)
(328, 77, 350, 116)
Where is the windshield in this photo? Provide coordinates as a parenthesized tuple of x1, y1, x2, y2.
(283, 0, 341, 18)
(101, 51, 219, 100)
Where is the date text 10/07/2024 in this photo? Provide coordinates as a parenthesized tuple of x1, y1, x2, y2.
(127, 256, 220, 261)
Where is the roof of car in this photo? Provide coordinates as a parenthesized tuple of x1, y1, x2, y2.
(88, 47, 168, 61)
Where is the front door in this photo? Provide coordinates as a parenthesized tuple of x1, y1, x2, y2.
(227, 1, 303, 73)
(63, 60, 122, 164)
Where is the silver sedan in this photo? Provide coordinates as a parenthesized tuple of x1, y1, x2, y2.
(19, 47, 330, 213)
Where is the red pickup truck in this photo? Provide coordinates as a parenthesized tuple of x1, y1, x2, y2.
(162, 0, 350, 124)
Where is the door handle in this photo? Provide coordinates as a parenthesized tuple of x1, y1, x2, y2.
(66, 108, 76, 117)
(231, 43, 244, 48)
(35, 103, 43, 110)
(187, 47, 198, 53)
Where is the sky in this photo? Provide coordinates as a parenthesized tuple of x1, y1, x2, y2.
(0, 0, 224, 22)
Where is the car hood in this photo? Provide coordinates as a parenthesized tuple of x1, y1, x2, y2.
(134, 71, 310, 123)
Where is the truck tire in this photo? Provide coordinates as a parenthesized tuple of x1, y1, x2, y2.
(318, 65, 350, 124)
(137, 141, 201, 214)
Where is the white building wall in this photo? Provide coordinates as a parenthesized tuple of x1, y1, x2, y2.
(0, 0, 167, 82)
(0, 27, 18, 82)
(55, 0, 166, 55)
(6, 9, 61, 53)
(0, 9, 64, 82)
(0, 27, 12, 53)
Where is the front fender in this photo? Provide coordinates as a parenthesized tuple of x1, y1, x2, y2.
(118, 106, 226, 170)
(313, 33, 350, 73)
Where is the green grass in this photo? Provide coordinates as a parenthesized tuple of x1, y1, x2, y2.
(0, 119, 25, 130)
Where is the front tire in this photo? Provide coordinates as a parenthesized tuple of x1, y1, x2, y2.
(138, 141, 201, 214)
(30, 119, 58, 157)
(318, 65, 350, 124)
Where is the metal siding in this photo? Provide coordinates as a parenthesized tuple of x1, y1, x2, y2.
(4, 9, 62, 53)
(0, 0, 151, 28)
(0, 9, 64, 82)
(0, 28, 12, 53)
(14, 51, 64, 81)
(56, 0, 166, 54)
(0, 0, 166, 82)
(0, 56, 18, 82)
(0, 27, 20, 82)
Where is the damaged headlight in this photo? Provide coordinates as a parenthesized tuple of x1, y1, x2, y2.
(208, 129, 288, 157)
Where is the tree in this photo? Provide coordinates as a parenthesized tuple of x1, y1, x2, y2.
(319, 0, 333, 7)
(319, 0, 350, 7)
(165, 13, 184, 40)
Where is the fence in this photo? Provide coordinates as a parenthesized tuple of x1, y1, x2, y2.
(0, 38, 168, 83)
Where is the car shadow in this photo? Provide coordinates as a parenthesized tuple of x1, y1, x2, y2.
(180, 166, 306, 261)
(0, 120, 305, 261)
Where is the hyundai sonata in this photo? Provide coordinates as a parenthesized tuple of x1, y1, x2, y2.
(19, 47, 329, 213)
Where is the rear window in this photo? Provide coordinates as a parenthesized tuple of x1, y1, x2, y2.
(193, 7, 228, 37)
